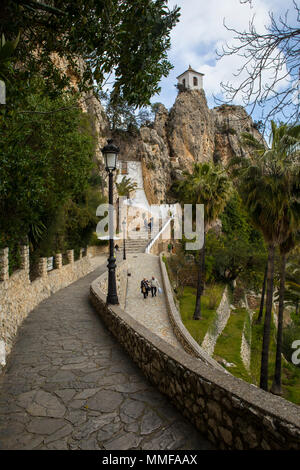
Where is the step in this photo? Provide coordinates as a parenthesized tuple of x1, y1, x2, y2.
(128, 241, 148, 244)
(125, 249, 146, 253)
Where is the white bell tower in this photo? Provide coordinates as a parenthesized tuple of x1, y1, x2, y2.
(176, 65, 204, 91)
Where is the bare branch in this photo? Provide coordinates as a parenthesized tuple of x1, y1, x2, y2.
(216, 2, 300, 125)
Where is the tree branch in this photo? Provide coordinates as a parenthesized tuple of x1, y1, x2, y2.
(216, 2, 300, 124)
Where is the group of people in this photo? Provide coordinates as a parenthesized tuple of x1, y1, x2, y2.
(142, 216, 154, 232)
(140, 276, 161, 299)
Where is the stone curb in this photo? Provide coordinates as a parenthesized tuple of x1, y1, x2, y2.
(159, 252, 225, 371)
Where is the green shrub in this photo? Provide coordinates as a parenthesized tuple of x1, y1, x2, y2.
(0, 76, 97, 261)
(207, 284, 220, 310)
(90, 232, 109, 246)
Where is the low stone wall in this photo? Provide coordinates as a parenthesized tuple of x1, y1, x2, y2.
(0, 246, 95, 358)
(241, 329, 251, 372)
(201, 287, 231, 356)
(90, 272, 300, 450)
(241, 299, 253, 372)
(159, 253, 225, 371)
(87, 245, 108, 257)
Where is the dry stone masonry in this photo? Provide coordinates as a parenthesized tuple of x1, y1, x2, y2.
(0, 245, 98, 360)
(240, 306, 253, 372)
(201, 287, 231, 356)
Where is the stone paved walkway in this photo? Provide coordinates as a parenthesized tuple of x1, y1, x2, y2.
(125, 253, 183, 350)
(0, 261, 212, 450)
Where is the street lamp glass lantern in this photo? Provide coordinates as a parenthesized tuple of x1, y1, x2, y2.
(102, 139, 119, 172)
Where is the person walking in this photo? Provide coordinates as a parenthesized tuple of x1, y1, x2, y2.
(150, 276, 160, 297)
(146, 279, 151, 295)
(140, 278, 149, 299)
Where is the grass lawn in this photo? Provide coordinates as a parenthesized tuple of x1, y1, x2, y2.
(179, 285, 224, 345)
(282, 362, 300, 405)
(180, 294, 300, 405)
(163, 256, 300, 405)
(250, 310, 277, 386)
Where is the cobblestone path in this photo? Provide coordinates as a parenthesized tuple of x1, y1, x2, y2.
(125, 253, 183, 350)
(0, 261, 212, 450)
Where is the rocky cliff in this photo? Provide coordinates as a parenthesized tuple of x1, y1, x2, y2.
(85, 88, 264, 204)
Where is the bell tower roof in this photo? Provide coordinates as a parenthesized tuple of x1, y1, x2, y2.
(176, 66, 204, 79)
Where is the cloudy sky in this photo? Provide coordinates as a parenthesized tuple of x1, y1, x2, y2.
(152, 0, 296, 120)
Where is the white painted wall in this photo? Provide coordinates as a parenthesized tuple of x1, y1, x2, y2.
(179, 70, 203, 90)
(117, 161, 151, 214)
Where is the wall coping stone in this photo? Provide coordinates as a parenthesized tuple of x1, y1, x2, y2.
(0, 246, 95, 358)
(159, 252, 226, 371)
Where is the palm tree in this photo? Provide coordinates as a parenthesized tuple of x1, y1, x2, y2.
(284, 263, 300, 315)
(230, 121, 300, 391)
(116, 176, 137, 197)
(173, 162, 231, 319)
(271, 235, 296, 395)
(256, 263, 268, 324)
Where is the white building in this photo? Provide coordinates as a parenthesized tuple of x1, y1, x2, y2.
(176, 65, 204, 91)
(116, 160, 151, 215)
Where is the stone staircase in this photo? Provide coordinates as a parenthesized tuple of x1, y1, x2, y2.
(124, 239, 149, 253)
(117, 227, 158, 254)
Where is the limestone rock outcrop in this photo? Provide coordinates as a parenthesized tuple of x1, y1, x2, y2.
(111, 105, 171, 205)
(53, 53, 263, 203)
(134, 89, 263, 203)
(140, 107, 172, 205)
(167, 89, 215, 171)
(212, 103, 265, 166)
(85, 88, 265, 204)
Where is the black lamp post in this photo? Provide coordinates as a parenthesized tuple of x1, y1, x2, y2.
(102, 139, 119, 305)
(122, 218, 126, 260)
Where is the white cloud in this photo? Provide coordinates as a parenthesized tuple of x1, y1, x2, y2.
(154, 0, 291, 111)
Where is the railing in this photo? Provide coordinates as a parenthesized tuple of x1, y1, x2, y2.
(145, 216, 174, 254)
